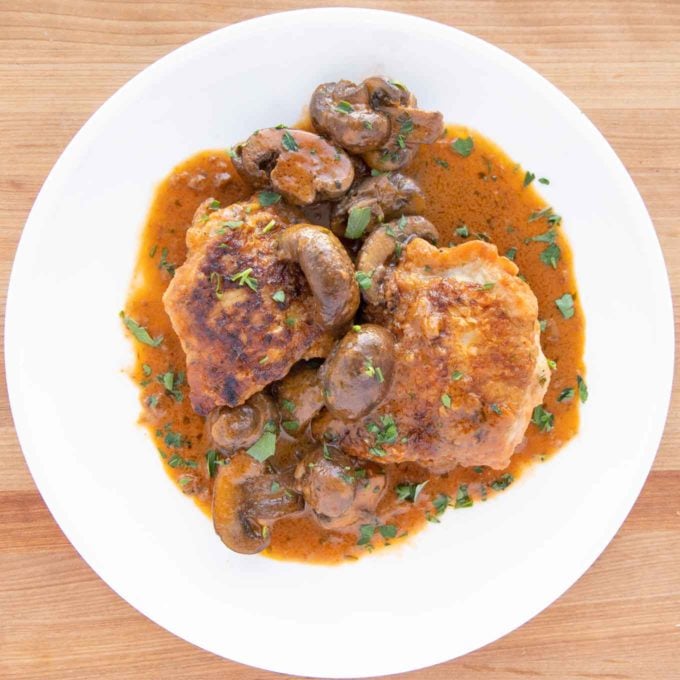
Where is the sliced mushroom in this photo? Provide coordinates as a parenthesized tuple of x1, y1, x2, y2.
(310, 81, 391, 154)
(207, 393, 277, 455)
(330, 172, 422, 237)
(294, 446, 387, 529)
(232, 128, 354, 206)
(320, 324, 396, 420)
(275, 362, 325, 435)
(278, 224, 360, 330)
(213, 451, 304, 554)
(356, 216, 439, 305)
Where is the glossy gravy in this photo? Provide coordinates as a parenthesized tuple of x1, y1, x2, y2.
(124, 124, 585, 563)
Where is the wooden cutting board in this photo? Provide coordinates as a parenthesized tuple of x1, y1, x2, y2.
(1, 2, 678, 678)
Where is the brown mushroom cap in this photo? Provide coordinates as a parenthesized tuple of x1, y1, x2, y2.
(356, 216, 439, 305)
(207, 393, 278, 455)
(212, 451, 304, 554)
(330, 172, 422, 237)
(294, 446, 387, 529)
(310, 81, 391, 154)
(278, 224, 360, 331)
(274, 363, 325, 434)
(232, 128, 354, 206)
(320, 324, 396, 420)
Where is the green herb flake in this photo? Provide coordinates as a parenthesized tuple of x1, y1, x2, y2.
(531, 405, 555, 432)
(440, 393, 452, 409)
(451, 136, 474, 157)
(540, 243, 562, 269)
(432, 493, 450, 516)
(577, 375, 589, 403)
(355, 270, 373, 290)
(208, 199, 221, 211)
(258, 190, 281, 207)
(206, 449, 220, 478)
(282, 420, 299, 432)
(230, 267, 258, 291)
(505, 247, 517, 261)
(523, 171, 536, 187)
(490, 403, 503, 415)
(142, 363, 152, 377)
(262, 219, 277, 234)
(557, 387, 575, 402)
(379, 524, 398, 539)
(395, 480, 429, 503)
(434, 158, 450, 169)
(528, 206, 555, 223)
(456, 225, 470, 238)
(482, 282, 495, 291)
(345, 206, 372, 239)
(555, 293, 575, 319)
(357, 524, 375, 546)
(246, 424, 277, 462)
(119, 312, 163, 347)
(539, 177, 550, 185)
(148, 244, 158, 258)
(281, 130, 299, 152)
(539, 319, 548, 332)
(272, 289, 286, 303)
(335, 100, 354, 114)
(490, 473, 514, 491)
(146, 395, 159, 408)
(284, 316, 296, 327)
(451, 370, 464, 381)
(455, 484, 473, 508)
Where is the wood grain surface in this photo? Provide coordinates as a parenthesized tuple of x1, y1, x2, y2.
(1, 1, 679, 678)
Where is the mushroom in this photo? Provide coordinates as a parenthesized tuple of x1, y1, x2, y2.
(310, 81, 391, 154)
(294, 446, 387, 529)
(310, 76, 444, 172)
(274, 362, 325, 435)
(232, 128, 354, 206)
(212, 451, 304, 554)
(320, 324, 396, 420)
(356, 216, 439, 305)
(330, 172, 422, 237)
(278, 224, 360, 331)
(207, 393, 278, 455)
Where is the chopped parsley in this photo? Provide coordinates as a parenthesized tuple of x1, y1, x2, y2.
(230, 267, 258, 291)
(434, 158, 450, 169)
(281, 130, 299, 152)
(335, 100, 354, 114)
(540, 243, 561, 268)
(282, 420, 299, 432)
(577, 375, 589, 403)
(456, 225, 470, 238)
(357, 524, 375, 546)
(167, 454, 197, 469)
(156, 370, 184, 402)
(395, 480, 428, 502)
(158, 247, 176, 276)
(119, 312, 163, 347)
(367, 414, 398, 445)
(531, 405, 555, 432)
(505, 247, 517, 261)
(555, 293, 575, 319)
(523, 171, 536, 187)
(489, 403, 503, 415)
(455, 484, 473, 508)
(490, 473, 514, 491)
(440, 393, 452, 409)
(258, 190, 281, 207)
(451, 370, 464, 381)
(271, 289, 286, 303)
(355, 270, 373, 290)
(345, 206, 372, 239)
(280, 398, 296, 413)
(451, 136, 474, 157)
(379, 524, 397, 539)
(432, 493, 450, 516)
(246, 421, 277, 462)
(539, 177, 550, 185)
(525, 228, 557, 244)
(557, 387, 575, 402)
(206, 449, 220, 478)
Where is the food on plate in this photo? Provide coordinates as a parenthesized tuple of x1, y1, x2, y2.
(123, 76, 586, 563)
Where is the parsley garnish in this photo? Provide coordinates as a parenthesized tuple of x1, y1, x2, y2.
(490, 473, 514, 491)
(505, 247, 517, 261)
(379, 524, 397, 539)
(167, 454, 197, 469)
(557, 387, 575, 402)
(451, 136, 474, 157)
(335, 100, 354, 114)
(367, 414, 398, 445)
(523, 171, 536, 187)
(555, 293, 575, 319)
(432, 493, 450, 516)
(120, 312, 163, 347)
(456, 225, 469, 238)
(158, 247, 176, 276)
(355, 270, 372, 290)
(539, 177, 550, 185)
(282, 420, 299, 432)
(272, 289, 285, 303)
(208, 199, 221, 211)
(281, 131, 299, 152)
(455, 484, 473, 508)
(531, 405, 554, 432)
(451, 370, 464, 381)
(440, 393, 452, 408)
(206, 449, 220, 478)
(246, 421, 277, 462)
(395, 480, 428, 502)
(231, 268, 258, 291)
(258, 190, 281, 207)
(577, 375, 588, 403)
(357, 524, 375, 546)
(434, 158, 449, 169)
(540, 243, 561, 268)
(345, 206, 372, 239)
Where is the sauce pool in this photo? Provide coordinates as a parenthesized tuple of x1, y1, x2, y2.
(123, 124, 585, 563)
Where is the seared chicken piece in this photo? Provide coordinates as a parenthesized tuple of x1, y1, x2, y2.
(339, 239, 550, 471)
(163, 197, 337, 415)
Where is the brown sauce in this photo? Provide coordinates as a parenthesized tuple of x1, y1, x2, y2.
(123, 124, 585, 564)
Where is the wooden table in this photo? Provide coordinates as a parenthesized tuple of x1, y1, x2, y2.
(1, 2, 678, 678)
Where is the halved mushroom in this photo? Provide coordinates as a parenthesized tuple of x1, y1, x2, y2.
(310, 81, 391, 154)
(294, 446, 387, 529)
(330, 172, 422, 237)
(274, 362, 325, 435)
(356, 216, 439, 305)
(232, 128, 354, 206)
(278, 224, 360, 330)
(212, 451, 304, 554)
(207, 393, 278, 455)
(320, 324, 396, 420)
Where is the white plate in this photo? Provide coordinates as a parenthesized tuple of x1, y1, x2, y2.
(5, 8, 674, 678)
